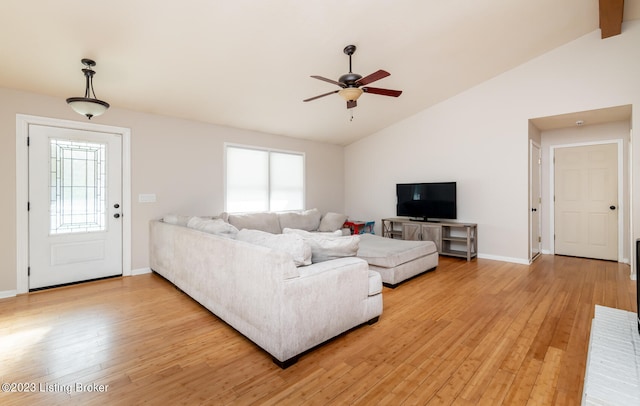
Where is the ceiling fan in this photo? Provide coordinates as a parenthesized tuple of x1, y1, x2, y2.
(303, 45, 402, 109)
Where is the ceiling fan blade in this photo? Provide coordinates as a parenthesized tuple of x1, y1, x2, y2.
(303, 90, 339, 102)
(310, 75, 345, 87)
(347, 100, 357, 109)
(362, 87, 403, 97)
(356, 70, 390, 86)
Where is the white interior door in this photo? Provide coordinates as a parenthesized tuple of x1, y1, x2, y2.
(554, 143, 618, 261)
(28, 124, 123, 289)
(530, 141, 541, 260)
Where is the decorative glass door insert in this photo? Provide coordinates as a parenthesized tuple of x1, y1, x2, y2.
(49, 138, 107, 235)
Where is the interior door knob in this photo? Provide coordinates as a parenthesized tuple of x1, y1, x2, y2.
(610, 205, 616, 210)
(114, 213, 121, 218)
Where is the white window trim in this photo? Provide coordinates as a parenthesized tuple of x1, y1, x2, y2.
(224, 143, 306, 213)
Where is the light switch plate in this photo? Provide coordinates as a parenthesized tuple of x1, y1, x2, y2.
(138, 193, 156, 203)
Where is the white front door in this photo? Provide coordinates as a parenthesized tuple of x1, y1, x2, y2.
(28, 124, 123, 289)
(554, 143, 618, 261)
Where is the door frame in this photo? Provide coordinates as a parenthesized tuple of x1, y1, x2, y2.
(16, 114, 131, 294)
(548, 139, 624, 261)
(529, 139, 542, 262)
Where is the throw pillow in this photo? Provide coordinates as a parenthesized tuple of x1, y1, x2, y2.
(187, 216, 239, 239)
(318, 212, 349, 232)
(277, 208, 321, 231)
(236, 229, 312, 267)
(283, 228, 360, 263)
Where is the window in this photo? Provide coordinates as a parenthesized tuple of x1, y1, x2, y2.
(225, 145, 304, 213)
(50, 138, 107, 234)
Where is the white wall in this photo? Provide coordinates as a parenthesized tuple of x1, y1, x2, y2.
(0, 88, 345, 294)
(345, 21, 640, 265)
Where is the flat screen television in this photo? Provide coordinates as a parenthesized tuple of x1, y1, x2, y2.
(396, 182, 457, 221)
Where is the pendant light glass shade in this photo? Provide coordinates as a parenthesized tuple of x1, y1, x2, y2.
(66, 59, 110, 119)
(66, 97, 109, 118)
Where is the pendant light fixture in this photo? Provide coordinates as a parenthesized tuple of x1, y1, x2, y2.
(66, 58, 110, 119)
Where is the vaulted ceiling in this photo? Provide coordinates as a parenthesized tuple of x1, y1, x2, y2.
(1, 1, 638, 145)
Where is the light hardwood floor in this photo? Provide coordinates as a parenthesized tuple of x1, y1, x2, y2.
(0, 255, 636, 405)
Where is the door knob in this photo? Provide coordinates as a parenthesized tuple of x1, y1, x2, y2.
(114, 213, 121, 218)
(114, 203, 120, 209)
(609, 205, 616, 210)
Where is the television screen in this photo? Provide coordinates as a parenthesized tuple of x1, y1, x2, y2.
(396, 182, 457, 220)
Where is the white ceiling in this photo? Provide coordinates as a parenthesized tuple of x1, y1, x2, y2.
(1, 1, 638, 145)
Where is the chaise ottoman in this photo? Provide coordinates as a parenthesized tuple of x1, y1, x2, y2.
(357, 233, 438, 288)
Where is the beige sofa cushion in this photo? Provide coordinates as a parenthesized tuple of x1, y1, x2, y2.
(277, 208, 321, 231)
(318, 212, 348, 232)
(368, 270, 383, 296)
(226, 211, 282, 234)
(236, 229, 311, 267)
(357, 233, 437, 268)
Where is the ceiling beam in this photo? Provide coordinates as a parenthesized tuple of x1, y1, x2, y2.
(599, 0, 624, 38)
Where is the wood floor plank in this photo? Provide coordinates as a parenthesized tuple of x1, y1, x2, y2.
(528, 346, 564, 405)
(301, 361, 372, 405)
(329, 361, 395, 404)
(502, 356, 543, 405)
(0, 255, 635, 405)
(475, 369, 516, 406)
(402, 345, 475, 403)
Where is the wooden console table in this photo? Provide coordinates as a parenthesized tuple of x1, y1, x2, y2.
(382, 217, 477, 261)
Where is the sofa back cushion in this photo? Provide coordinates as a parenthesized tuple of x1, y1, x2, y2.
(226, 212, 282, 234)
(318, 212, 349, 232)
(236, 229, 312, 267)
(277, 208, 321, 232)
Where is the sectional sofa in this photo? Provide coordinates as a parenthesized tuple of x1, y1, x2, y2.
(149, 210, 383, 368)
(149, 209, 438, 367)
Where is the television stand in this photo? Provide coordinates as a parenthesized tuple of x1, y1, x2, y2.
(409, 217, 442, 223)
(382, 217, 477, 261)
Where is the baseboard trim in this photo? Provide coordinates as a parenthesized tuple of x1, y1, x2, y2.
(477, 253, 530, 265)
(0, 290, 17, 299)
(131, 267, 152, 276)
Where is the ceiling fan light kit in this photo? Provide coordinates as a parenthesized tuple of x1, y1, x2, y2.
(66, 58, 110, 119)
(338, 87, 363, 101)
(304, 44, 402, 110)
